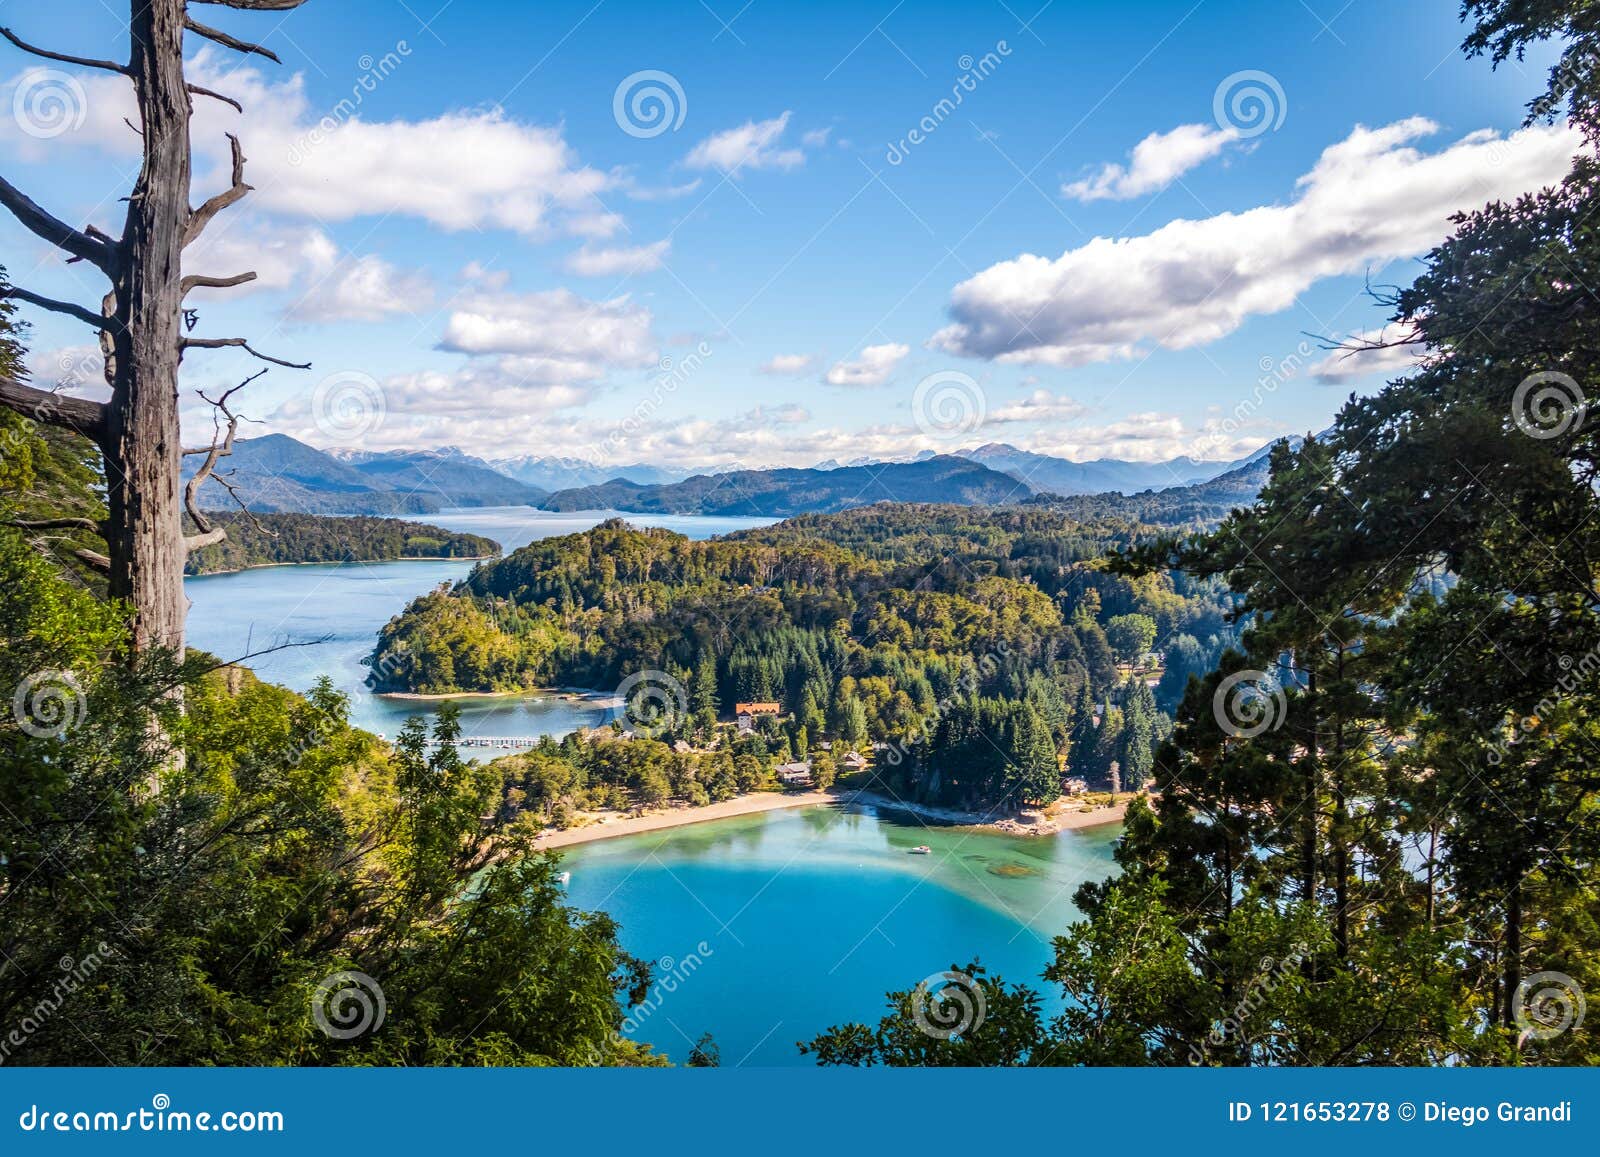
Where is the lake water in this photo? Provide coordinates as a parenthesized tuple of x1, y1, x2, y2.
(184, 505, 1124, 1067)
(184, 507, 775, 750)
(560, 802, 1121, 1065)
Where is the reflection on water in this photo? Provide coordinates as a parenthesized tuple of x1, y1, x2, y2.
(559, 801, 1122, 1064)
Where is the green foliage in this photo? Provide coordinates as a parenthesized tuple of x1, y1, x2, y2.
(0, 528, 665, 1067)
(186, 513, 498, 575)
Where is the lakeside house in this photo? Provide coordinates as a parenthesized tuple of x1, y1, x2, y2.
(775, 761, 812, 787)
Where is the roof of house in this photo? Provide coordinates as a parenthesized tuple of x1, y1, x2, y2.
(736, 701, 782, 714)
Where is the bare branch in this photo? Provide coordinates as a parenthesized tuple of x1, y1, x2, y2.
(184, 134, 252, 247)
(73, 548, 111, 573)
(187, 83, 243, 114)
(181, 272, 257, 296)
(0, 176, 118, 272)
(0, 26, 130, 74)
(183, 17, 281, 62)
(193, 1, 312, 10)
(0, 373, 107, 441)
(8, 517, 105, 533)
(180, 337, 311, 370)
(0, 285, 114, 331)
(184, 370, 271, 552)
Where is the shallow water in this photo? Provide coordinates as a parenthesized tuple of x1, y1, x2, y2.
(559, 802, 1122, 1066)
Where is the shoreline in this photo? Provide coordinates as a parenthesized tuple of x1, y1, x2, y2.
(378, 686, 617, 703)
(531, 788, 1131, 849)
(188, 554, 495, 578)
(533, 789, 852, 848)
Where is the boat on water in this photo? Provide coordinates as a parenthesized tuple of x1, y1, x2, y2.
(557, 871, 572, 885)
(910, 845, 932, 855)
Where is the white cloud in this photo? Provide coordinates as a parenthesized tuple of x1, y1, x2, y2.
(438, 288, 658, 376)
(4, 52, 615, 239)
(181, 221, 430, 322)
(1308, 324, 1425, 382)
(825, 343, 910, 387)
(1028, 413, 1266, 463)
(563, 240, 670, 277)
(685, 111, 805, 173)
(987, 389, 1088, 424)
(1062, 122, 1239, 202)
(758, 353, 814, 375)
(626, 179, 704, 202)
(935, 119, 1581, 366)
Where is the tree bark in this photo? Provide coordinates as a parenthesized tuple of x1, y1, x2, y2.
(102, 0, 192, 655)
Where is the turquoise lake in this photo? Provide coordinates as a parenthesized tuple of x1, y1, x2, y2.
(559, 804, 1120, 1065)
(183, 505, 1124, 1065)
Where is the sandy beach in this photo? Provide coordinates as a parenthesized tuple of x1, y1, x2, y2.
(533, 789, 850, 848)
(531, 788, 1131, 849)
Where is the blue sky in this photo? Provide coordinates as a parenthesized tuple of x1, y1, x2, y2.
(0, 0, 1576, 470)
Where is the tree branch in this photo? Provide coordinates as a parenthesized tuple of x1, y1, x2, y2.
(181, 272, 257, 296)
(184, 370, 272, 552)
(187, 83, 243, 114)
(0, 176, 119, 272)
(180, 338, 311, 370)
(8, 517, 105, 533)
(73, 548, 111, 573)
(185, 134, 252, 247)
(0, 285, 114, 331)
(183, 17, 281, 62)
(193, 1, 313, 10)
(0, 26, 130, 74)
(0, 373, 107, 441)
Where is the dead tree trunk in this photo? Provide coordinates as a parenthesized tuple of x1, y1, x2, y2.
(0, 0, 309, 656)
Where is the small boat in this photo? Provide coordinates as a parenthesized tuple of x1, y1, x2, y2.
(910, 845, 932, 855)
(557, 871, 572, 885)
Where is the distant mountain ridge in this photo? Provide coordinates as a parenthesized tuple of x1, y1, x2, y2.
(537, 456, 1029, 516)
(183, 434, 545, 515)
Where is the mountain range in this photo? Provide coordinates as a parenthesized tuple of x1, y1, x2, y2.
(185, 434, 1279, 517)
(536, 456, 1029, 516)
(185, 435, 546, 515)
